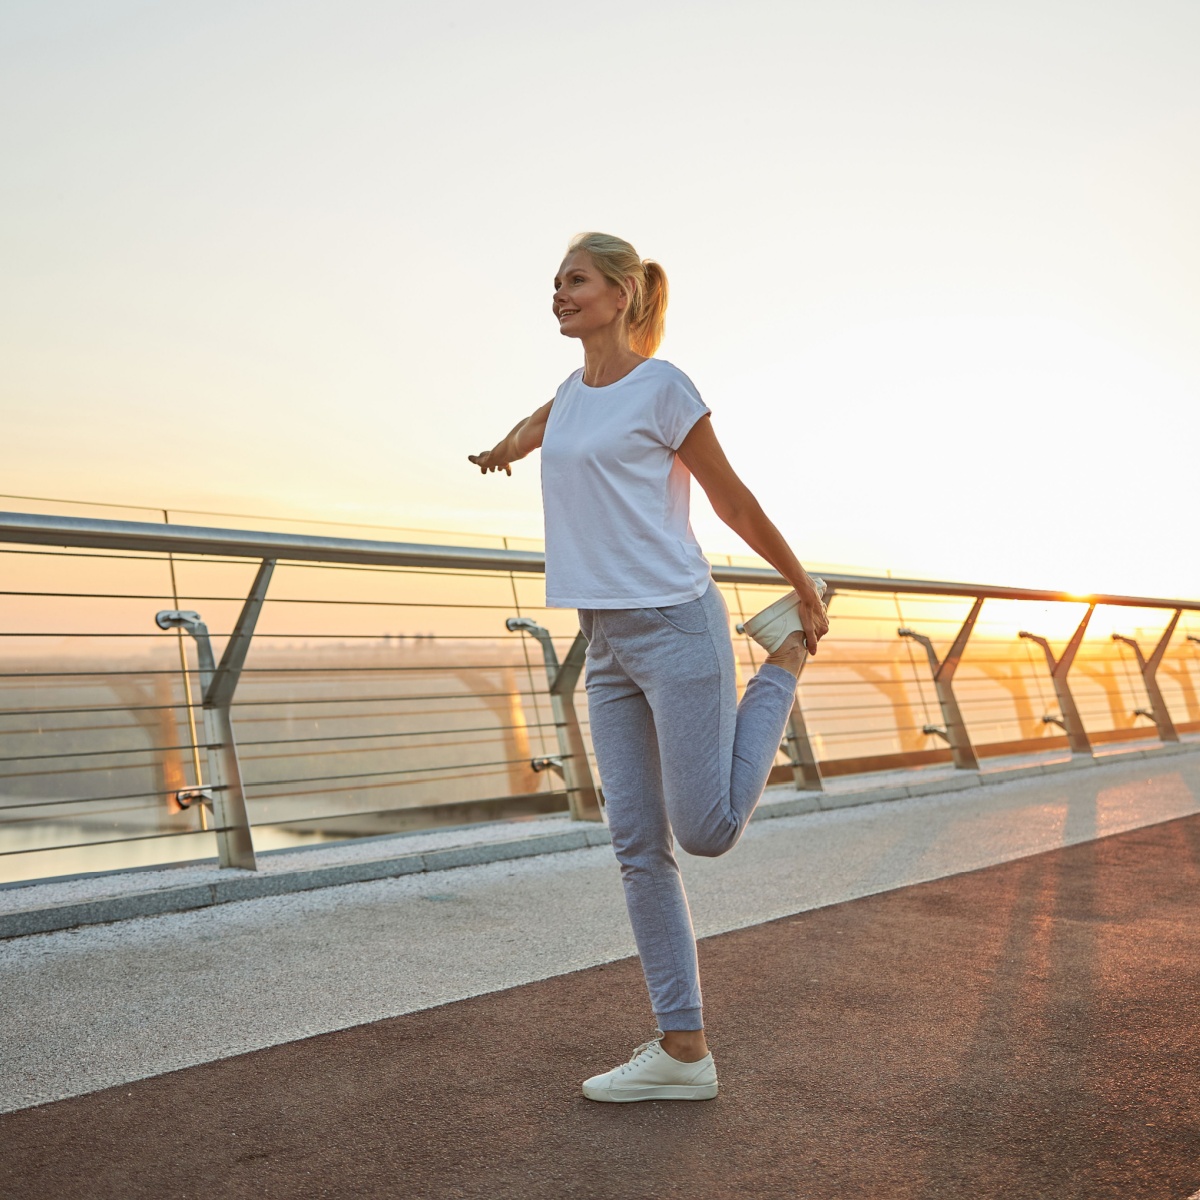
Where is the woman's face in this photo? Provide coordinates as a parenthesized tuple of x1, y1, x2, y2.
(552, 251, 627, 341)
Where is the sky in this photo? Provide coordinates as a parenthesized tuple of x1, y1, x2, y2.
(2, 0, 1198, 597)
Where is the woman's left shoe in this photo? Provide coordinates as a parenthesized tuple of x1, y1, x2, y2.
(740, 577, 827, 654)
(581, 1033, 718, 1102)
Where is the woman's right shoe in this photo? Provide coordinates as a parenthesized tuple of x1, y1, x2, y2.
(581, 1033, 718, 1102)
(741, 577, 827, 654)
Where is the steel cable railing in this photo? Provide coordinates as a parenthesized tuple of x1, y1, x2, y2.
(1, 508, 1198, 883)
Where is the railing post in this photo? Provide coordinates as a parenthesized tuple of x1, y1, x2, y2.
(1112, 609, 1182, 743)
(781, 590, 833, 791)
(1160, 635, 1200, 724)
(1018, 603, 1094, 756)
(782, 688, 824, 791)
(736, 589, 832, 791)
(155, 558, 275, 869)
(506, 619, 602, 821)
(898, 597, 983, 770)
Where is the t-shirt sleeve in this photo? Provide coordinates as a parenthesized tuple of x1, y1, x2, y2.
(654, 370, 712, 450)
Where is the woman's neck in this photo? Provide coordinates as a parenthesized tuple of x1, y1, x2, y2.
(580, 329, 647, 388)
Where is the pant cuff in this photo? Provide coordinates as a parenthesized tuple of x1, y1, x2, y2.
(756, 662, 800, 692)
(656, 1007, 703, 1031)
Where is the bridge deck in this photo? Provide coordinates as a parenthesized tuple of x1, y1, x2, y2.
(3, 749, 1200, 1198)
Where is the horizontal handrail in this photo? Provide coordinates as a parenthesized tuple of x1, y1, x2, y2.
(0, 512, 547, 573)
(2, 511, 1197, 611)
(2, 506, 1199, 881)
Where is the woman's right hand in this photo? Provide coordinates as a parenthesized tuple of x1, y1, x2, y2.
(468, 450, 512, 476)
(469, 401, 553, 478)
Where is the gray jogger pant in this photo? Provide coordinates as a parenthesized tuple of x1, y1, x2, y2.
(578, 581, 798, 1032)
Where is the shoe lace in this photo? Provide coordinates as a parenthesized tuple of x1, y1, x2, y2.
(617, 1030, 664, 1076)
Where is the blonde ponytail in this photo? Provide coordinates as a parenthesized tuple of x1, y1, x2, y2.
(567, 232, 669, 357)
(631, 259, 668, 357)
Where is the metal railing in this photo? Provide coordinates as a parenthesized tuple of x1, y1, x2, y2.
(2, 510, 1198, 882)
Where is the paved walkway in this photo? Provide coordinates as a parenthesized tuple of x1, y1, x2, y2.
(7, 741, 1180, 938)
(3, 749, 1200, 1197)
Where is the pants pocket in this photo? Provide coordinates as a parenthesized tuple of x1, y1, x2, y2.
(649, 597, 708, 635)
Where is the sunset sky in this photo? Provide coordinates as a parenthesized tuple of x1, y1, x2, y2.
(2, 0, 1197, 597)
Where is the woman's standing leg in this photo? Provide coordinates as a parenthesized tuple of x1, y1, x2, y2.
(581, 609, 704, 1032)
(577, 592, 800, 1100)
(579, 587, 800, 1037)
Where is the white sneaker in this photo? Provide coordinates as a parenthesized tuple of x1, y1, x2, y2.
(581, 1033, 718, 1102)
(740, 576, 828, 654)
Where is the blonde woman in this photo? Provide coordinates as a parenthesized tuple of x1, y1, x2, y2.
(469, 233, 828, 1102)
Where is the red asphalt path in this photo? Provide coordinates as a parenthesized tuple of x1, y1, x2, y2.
(4, 814, 1200, 1199)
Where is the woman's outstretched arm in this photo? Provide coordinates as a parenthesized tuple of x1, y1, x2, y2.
(468, 400, 554, 476)
(677, 415, 830, 654)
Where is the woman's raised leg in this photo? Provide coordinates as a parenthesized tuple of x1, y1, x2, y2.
(638, 584, 799, 858)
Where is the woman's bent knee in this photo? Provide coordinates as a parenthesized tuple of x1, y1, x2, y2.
(675, 828, 738, 858)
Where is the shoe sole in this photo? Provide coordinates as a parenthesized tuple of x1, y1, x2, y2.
(581, 1082, 719, 1102)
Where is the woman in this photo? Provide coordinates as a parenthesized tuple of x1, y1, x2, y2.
(468, 232, 828, 1102)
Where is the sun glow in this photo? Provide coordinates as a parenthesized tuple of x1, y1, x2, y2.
(981, 600, 1096, 647)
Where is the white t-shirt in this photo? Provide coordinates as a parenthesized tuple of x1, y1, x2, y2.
(540, 357, 713, 609)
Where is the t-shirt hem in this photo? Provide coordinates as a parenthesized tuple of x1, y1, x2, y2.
(548, 579, 712, 610)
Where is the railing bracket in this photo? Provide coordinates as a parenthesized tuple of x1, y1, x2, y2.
(1112, 610, 1182, 743)
(154, 558, 275, 869)
(898, 597, 983, 770)
(506, 618, 602, 821)
(1018, 604, 1094, 756)
(175, 786, 214, 811)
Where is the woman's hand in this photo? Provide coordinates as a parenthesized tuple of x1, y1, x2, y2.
(467, 400, 554, 478)
(468, 450, 512, 476)
(790, 573, 830, 654)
